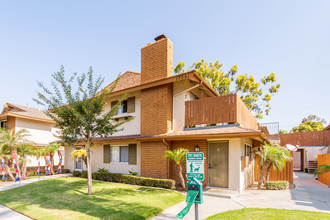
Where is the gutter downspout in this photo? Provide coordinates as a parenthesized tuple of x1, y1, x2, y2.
(162, 137, 170, 179)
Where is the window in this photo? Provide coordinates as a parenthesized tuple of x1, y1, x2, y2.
(110, 146, 120, 162)
(104, 144, 137, 164)
(111, 97, 135, 115)
(110, 146, 128, 162)
(120, 146, 128, 162)
(245, 144, 253, 164)
(0, 121, 7, 129)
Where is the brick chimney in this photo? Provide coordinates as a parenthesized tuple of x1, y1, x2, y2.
(141, 34, 173, 83)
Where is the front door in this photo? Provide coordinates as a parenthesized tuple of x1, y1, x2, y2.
(208, 142, 228, 187)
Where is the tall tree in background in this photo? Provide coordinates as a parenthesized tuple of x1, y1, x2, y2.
(291, 114, 327, 132)
(175, 60, 280, 119)
(34, 66, 132, 195)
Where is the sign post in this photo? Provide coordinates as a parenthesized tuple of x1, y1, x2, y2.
(187, 152, 204, 220)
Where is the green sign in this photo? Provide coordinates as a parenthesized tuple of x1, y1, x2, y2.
(186, 152, 204, 181)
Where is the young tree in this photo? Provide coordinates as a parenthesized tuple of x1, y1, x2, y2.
(0, 129, 35, 181)
(291, 115, 327, 132)
(174, 60, 280, 119)
(256, 143, 292, 189)
(164, 148, 189, 190)
(34, 66, 131, 195)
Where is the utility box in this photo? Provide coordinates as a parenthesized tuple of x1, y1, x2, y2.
(187, 177, 203, 204)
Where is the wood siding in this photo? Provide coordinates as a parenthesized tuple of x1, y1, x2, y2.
(277, 130, 330, 146)
(185, 94, 258, 130)
(254, 154, 294, 183)
(317, 153, 330, 186)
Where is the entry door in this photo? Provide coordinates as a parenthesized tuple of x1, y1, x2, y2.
(208, 142, 228, 187)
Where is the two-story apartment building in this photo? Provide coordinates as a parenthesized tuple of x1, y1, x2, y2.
(64, 35, 268, 192)
(0, 103, 62, 166)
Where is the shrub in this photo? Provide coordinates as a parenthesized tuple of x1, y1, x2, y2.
(92, 172, 176, 189)
(97, 167, 109, 173)
(265, 181, 289, 190)
(304, 168, 308, 173)
(128, 170, 138, 176)
(72, 171, 82, 177)
(81, 171, 88, 178)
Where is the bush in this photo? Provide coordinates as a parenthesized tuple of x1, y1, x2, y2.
(72, 171, 82, 177)
(265, 181, 289, 190)
(97, 168, 109, 173)
(304, 168, 308, 173)
(81, 171, 88, 178)
(92, 172, 176, 189)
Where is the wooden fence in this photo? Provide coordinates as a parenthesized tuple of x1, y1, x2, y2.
(317, 153, 330, 186)
(279, 130, 330, 146)
(254, 154, 294, 183)
(185, 94, 258, 130)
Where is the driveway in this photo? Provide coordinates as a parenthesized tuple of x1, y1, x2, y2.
(152, 172, 330, 219)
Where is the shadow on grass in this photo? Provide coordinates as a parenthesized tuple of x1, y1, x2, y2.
(0, 177, 183, 220)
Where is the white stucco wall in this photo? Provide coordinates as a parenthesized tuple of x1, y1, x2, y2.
(15, 118, 60, 145)
(64, 142, 141, 175)
(301, 145, 329, 161)
(14, 117, 63, 167)
(103, 91, 140, 136)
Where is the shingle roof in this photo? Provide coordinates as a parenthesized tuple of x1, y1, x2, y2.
(2, 103, 51, 121)
(102, 71, 141, 93)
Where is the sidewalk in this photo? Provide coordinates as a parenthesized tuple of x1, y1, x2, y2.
(0, 174, 71, 220)
(152, 172, 330, 219)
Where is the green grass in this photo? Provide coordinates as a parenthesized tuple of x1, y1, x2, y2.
(0, 177, 185, 220)
(206, 208, 330, 220)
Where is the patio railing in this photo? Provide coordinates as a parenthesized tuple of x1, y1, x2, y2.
(184, 94, 259, 130)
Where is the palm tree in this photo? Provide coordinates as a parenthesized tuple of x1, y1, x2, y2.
(0, 128, 35, 181)
(164, 148, 189, 190)
(256, 143, 293, 189)
(17, 144, 38, 179)
(44, 142, 61, 175)
(70, 148, 87, 169)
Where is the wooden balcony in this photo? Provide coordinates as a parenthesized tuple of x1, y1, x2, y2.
(184, 94, 259, 130)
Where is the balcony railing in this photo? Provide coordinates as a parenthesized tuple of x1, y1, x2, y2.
(184, 94, 259, 130)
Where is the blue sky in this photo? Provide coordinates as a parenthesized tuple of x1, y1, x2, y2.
(0, 1, 329, 131)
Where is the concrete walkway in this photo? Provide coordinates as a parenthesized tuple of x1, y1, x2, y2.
(0, 174, 71, 220)
(152, 172, 330, 219)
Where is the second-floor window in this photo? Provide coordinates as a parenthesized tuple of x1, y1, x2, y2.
(111, 97, 135, 115)
(0, 121, 7, 129)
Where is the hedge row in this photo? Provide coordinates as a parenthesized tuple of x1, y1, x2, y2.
(72, 171, 176, 189)
(265, 181, 289, 190)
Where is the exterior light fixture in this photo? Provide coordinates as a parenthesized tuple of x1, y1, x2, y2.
(195, 145, 200, 152)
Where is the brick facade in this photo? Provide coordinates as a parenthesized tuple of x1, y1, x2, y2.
(170, 140, 208, 187)
(141, 37, 173, 84)
(140, 84, 173, 136)
(140, 141, 169, 179)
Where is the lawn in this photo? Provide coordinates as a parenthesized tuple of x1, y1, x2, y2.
(206, 208, 330, 220)
(0, 177, 185, 220)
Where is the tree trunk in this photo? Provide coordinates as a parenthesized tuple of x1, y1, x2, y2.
(86, 143, 92, 195)
(22, 162, 27, 180)
(50, 154, 55, 175)
(266, 165, 272, 181)
(4, 158, 15, 181)
(177, 164, 186, 190)
(258, 159, 271, 189)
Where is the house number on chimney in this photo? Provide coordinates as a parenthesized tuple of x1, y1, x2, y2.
(176, 74, 190, 81)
